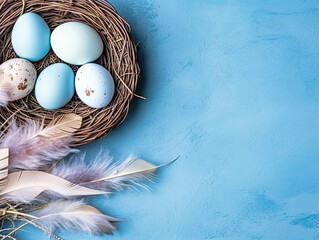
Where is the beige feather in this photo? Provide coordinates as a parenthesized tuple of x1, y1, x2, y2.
(91, 157, 178, 183)
(0, 170, 107, 203)
(35, 113, 82, 139)
(0, 148, 9, 191)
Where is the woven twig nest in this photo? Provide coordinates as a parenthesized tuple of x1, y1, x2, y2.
(0, 0, 140, 146)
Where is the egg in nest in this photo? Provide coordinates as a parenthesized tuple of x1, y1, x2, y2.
(0, 58, 37, 101)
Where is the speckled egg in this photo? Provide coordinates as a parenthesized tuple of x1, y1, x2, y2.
(35, 63, 75, 110)
(0, 58, 37, 101)
(75, 63, 114, 108)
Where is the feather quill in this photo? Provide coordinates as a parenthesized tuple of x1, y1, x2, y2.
(0, 171, 107, 203)
(0, 114, 82, 171)
(50, 150, 176, 194)
(32, 200, 119, 235)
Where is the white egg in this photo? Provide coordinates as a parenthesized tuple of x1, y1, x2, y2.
(51, 22, 103, 65)
(0, 58, 37, 101)
(75, 63, 114, 108)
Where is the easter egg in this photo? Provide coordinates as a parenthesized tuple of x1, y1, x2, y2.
(35, 63, 74, 110)
(51, 22, 103, 65)
(0, 58, 37, 101)
(75, 63, 114, 108)
(11, 13, 51, 62)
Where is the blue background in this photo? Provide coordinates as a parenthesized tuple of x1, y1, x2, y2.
(19, 0, 319, 239)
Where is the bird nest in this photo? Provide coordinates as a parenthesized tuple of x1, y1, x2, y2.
(0, 0, 140, 146)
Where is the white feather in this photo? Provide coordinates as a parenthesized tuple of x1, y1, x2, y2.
(50, 151, 178, 193)
(0, 148, 8, 191)
(91, 156, 178, 191)
(0, 171, 107, 203)
(0, 83, 10, 107)
(32, 200, 119, 235)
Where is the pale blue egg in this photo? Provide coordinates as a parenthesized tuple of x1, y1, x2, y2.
(51, 22, 103, 65)
(75, 63, 114, 108)
(11, 13, 51, 62)
(35, 63, 74, 110)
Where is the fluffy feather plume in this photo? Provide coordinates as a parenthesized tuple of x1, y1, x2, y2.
(50, 150, 174, 194)
(0, 84, 10, 107)
(32, 200, 119, 235)
(0, 114, 82, 171)
(50, 151, 119, 192)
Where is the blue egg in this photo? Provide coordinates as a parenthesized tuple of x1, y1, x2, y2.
(35, 63, 74, 110)
(12, 12, 51, 62)
(51, 22, 103, 65)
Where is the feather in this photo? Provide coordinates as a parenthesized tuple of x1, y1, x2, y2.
(0, 171, 107, 203)
(0, 84, 10, 107)
(0, 148, 9, 191)
(50, 150, 177, 193)
(32, 200, 119, 235)
(50, 151, 115, 192)
(35, 113, 82, 139)
(0, 114, 82, 171)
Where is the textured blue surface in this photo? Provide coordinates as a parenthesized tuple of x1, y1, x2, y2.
(18, 0, 319, 239)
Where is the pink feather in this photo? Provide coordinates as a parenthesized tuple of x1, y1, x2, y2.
(33, 151, 154, 203)
(0, 119, 78, 171)
(50, 150, 155, 193)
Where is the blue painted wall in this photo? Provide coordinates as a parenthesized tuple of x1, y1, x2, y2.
(19, 0, 319, 239)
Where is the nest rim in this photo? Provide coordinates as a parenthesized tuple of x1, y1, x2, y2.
(0, 0, 140, 146)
